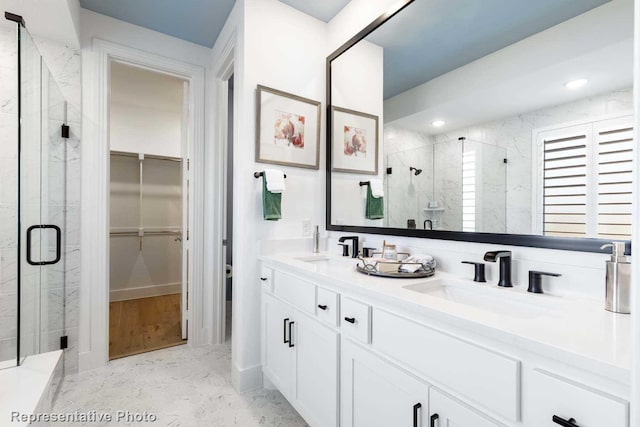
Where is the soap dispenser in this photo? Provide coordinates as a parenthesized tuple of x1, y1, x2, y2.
(601, 242, 630, 314)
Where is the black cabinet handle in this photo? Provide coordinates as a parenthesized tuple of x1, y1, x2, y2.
(283, 318, 289, 344)
(430, 413, 439, 427)
(344, 317, 356, 324)
(27, 225, 62, 266)
(260, 277, 268, 281)
(318, 304, 328, 310)
(553, 415, 579, 427)
(413, 403, 421, 427)
(288, 321, 295, 347)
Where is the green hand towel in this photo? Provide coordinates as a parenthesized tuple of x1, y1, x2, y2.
(262, 176, 282, 220)
(365, 184, 384, 220)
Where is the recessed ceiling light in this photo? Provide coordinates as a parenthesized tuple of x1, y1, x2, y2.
(565, 79, 588, 90)
(432, 120, 446, 127)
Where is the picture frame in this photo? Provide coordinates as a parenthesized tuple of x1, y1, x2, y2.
(331, 106, 379, 175)
(256, 85, 321, 170)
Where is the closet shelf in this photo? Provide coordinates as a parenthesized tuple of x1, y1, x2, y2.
(111, 150, 183, 163)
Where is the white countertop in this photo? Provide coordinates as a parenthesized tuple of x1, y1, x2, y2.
(260, 253, 632, 383)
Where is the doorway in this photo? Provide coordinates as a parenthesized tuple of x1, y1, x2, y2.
(224, 74, 234, 343)
(107, 61, 190, 359)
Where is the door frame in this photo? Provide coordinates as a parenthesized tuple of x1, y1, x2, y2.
(211, 33, 236, 345)
(79, 38, 207, 370)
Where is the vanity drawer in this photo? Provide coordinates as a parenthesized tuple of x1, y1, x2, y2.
(316, 287, 340, 326)
(372, 308, 520, 422)
(273, 271, 316, 314)
(259, 266, 274, 292)
(340, 297, 371, 344)
(528, 369, 628, 427)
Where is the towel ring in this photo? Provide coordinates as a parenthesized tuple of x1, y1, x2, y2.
(359, 181, 370, 186)
(254, 171, 287, 179)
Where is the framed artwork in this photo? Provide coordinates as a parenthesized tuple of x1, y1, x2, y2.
(256, 85, 321, 169)
(331, 106, 379, 174)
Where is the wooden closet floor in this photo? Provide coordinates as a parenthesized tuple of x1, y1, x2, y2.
(109, 293, 186, 360)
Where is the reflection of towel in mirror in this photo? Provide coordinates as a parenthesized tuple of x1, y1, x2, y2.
(399, 254, 436, 273)
(369, 179, 384, 198)
(264, 169, 286, 193)
(365, 185, 384, 220)
(262, 176, 282, 220)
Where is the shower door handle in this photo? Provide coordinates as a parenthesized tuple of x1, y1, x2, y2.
(26, 225, 62, 266)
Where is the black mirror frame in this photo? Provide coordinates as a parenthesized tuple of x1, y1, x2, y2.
(325, 0, 631, 255)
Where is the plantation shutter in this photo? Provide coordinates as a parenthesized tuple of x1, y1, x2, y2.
(542, 124, 591, 238)
(595, 117, 633, 240)
(540, 116, 633, 239)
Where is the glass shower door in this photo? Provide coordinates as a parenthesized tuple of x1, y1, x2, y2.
(18, 25, 65, 364)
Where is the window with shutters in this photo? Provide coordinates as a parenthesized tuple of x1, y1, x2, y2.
(535, 115, 633, 240)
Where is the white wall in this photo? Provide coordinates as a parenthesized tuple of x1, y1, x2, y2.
(209, 0, 327, 391)
(331, 40, 384, 226)
(0, 0, 80, 48)
(110, 62, 184, 158)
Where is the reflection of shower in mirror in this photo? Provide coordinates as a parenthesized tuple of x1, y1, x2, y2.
(409, 166, 422, 176)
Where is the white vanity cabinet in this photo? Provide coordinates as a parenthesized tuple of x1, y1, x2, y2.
(260, 261, 630, 427)
(341, 339, 429, 427)
(263, 287, 339, 427)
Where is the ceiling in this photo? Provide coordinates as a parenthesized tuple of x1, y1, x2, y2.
(366, 0, 613, 99)
(278, 0, 350, 22)
(80, 0, 350, 48)
(383, 0, 633, 135)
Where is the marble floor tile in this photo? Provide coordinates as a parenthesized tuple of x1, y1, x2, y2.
(53, 344, 308, 427)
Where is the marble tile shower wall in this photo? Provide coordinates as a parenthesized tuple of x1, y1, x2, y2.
(0, 28, 18, 363)
(0, 27, 81, 373)
(433, 88, 633, 234)
(384, 126, 435, 229)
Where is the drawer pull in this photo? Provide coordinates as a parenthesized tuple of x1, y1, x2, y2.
(413, 403, 421, 427)
(430, 413, 439, 427)
(288, 321, 295, 347)
(318, 304, 328, 310)
(283, 318, 290, 344)
(260, 277, 268, 281)
(553, 416, 579, 427)
(344, 317, 356, 324)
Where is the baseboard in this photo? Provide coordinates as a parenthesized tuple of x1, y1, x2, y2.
(110, 283, 181, 302)
(232, 362, 263, 393)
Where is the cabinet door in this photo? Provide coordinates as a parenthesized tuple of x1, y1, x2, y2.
(429, 388, 501, 427)
(263, 294, 294, 398)
(293, 314, 339, 427)
(342, 339, 428, 427)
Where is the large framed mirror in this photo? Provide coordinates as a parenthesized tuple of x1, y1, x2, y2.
(326, 0, 633, 253)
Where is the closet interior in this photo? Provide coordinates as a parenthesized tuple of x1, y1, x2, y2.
(108, 61, 188, 360)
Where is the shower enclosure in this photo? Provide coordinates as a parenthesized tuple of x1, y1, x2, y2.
(385, 138, 507, 233)
(0, 14, 75, 368)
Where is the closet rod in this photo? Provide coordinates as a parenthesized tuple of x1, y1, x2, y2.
(110, 150, 183, 162)
(109, 231, 182, 236)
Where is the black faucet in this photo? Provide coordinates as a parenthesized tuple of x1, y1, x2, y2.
(483, 250, 513, 287)
(424, 219, 433, 230)
(338, 236, 359, 258)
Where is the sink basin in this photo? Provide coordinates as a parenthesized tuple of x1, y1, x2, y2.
(403, 278, 553, 319)
(293, 254, 332, 263)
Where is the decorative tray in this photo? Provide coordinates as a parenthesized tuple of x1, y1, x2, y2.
(356, 253, 435, 279)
